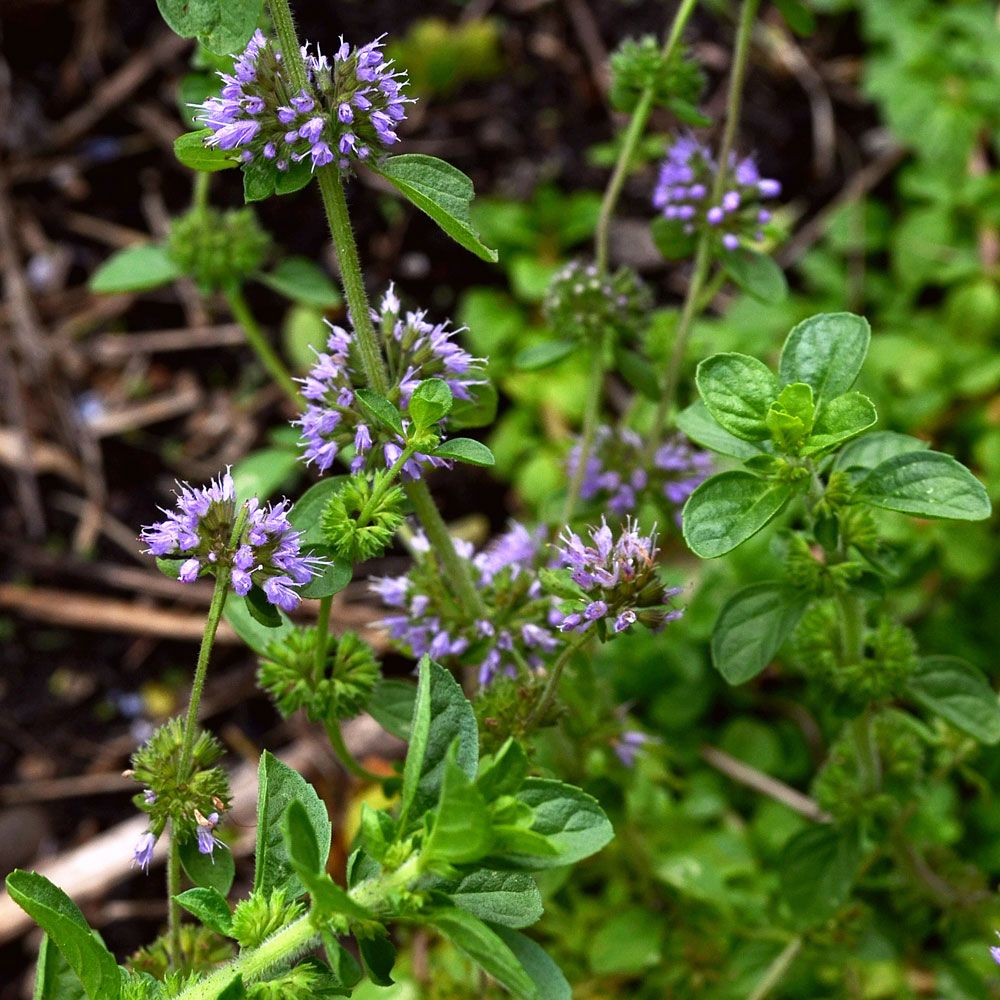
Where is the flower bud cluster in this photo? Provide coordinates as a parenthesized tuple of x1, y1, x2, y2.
(128, 718, 231, 871)
(320, 471, 406, 563)
(544, 260, 651, 344)
(258, 627, 381, 723)
(140, 469, 323, 612)
(166, 206, 271, 292)
(653, 134, 780, 251)
(194, 30, 412, 172)
(552, 517, 683, 635)
(609, 35, 705, 116)
(371, 522, 563, 687)
(296, 287, 485, 478)
(567, 425, 712, 520)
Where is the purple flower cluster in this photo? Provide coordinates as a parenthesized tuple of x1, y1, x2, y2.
(652, 134, 780, 251)
(567, 426, 712, 521)
(297, 286, 486, 478)
(370, 522, 563, 687)
(140, 469, 321, 612)
(195, 30, 411, 172)
(553, 518, 683, 635)
(613, 730, 649, 767)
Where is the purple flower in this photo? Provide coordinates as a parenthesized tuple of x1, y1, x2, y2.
(131, 831, 157, 872)
(195, 811, 223, 858)
(613, 730, 648, 767)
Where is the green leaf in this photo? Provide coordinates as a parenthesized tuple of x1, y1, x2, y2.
(491, 927, 570, 1000)
(244, 586, 282, 629)
(695, 353, 779, 441)
(779, 826, 861, 927)
(355, 389, 405, 437)
(765, 382, 815, 453)
(223, 592, 293, 656)
(174, 887, 233, 937)
(179, 838, 235, 896)
(231, 447, 300, 504)
(854, 450, 992, 521)
(274, 160, 314, 196)
(282, 799, 322, 877)
(254, 751, 331, 899)
(283, 305, 328, 372)
(477, 739, 529, 801)
(215, 976, 245, 1000)
(173, 130, 236, 172)
(449, 871, 543, 929)
(433, 437, 496, 466)
(614, 346, 661, 400)
(508, 778, 614, 869)
(711, 583, 808, 684)
(773, 0, 816, 34)
(296, 549, 353, 600)
(906, 656, 1000, 744)
(6, 871, 121, 1000)
(357, 932, 395, 986)
(423, 743, 492, 866)
(243, 159, 275, 203)
(322, 933, 363, 990)
(258, 257, 342, 308)
(32, 935, 88, 1000)
(650, 216, 696, 261)
(721, 247, 788, 305)
(513, 340, 575, 371)
(589, 907, 663, 976)
(89, 244, 179, 294)
(682, 472, 796, 558)
(425, 908, 537, 999)
(400, 658, 479, 824)
(833, 431, 929, 473)
(449, 381, 498, 429)
(373, 154, 498, 263)
(289, 477, 350, 546)
(409, 379, 454, 429)
(778, 313, 870, 401)
(676, 401, 765, 460)
(366, 679, 416, 740)
(801, 392, 877, 456)
(155, 0, 263, 54)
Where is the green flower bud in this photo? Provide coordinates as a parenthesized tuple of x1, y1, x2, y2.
(544, 260, 652, 345)
(232, 888, 305, 949)
(167, 206, 271, 292)
(258, 626, 381, 723)
(128, 923, 234, 980)
(609, 36, 705, 118)
(321, 472, 406, 564)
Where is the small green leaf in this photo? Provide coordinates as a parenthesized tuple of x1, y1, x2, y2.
(179, 838, 235, 896)
(254, 752, 331, 899)
(651, 216, 697, 261)
(433, 437, 496, 466)
(243, 159, 275, 203)
(6, 870, 121, 1000)
(231, 448, 300, 504)
(355, 389, 405, 437)
(357, 932, 396, 986)
(449, 870, 543, 929)
(711, 583, 808, 684)
(283, 305, 329, 372)
(155, 0, 263, 54)
(449, 381, 499, 429)
(773, 0, 816, 34)
(258, 257, 342, 308)
(906, 656, 1000, 744)
(366, 679, 416, 740)
(778, 313, 870, 401)
(423, 743, 493, 866)
(491, 927, 571, 1000)
(721, 247, 788, 305)
(477, 739, 529, 801)
(765, 382, 815, 453)
(589, 907, 663, 975)
(244, 586, 282, 629)
(32, 935, 87, 1000)
(89, 244, 180, 294)
(780, 826, 861, 927)
(400, 658, 479, 826)
(223, 591, 293, 656)
(514, 340, 575, 371)
(282, 799, 322, 877)
(322, 933, 363, 989)
(696, 353, 780, 441)
(409, 379, 454, 429)
(614, 345, 661, 400)
(801, 392, 877, 456)
(425, 908, 537, 999)
(174, 887, 233, 937)
(854, 450, 992, 521)
(296, 549, 353, 600)
(833, 431, 928, 473)
(289, 477, 350, 546)
(173, 130, 235, 172)
(274, 159, 314, 196)
(683, 471, 796, 558)
(676, 401, 765, 460)
(373, 154, 498, 263)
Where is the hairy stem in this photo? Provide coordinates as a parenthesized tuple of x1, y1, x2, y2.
(561, 333, 609, 523)
(524, 634, 589, 731)
(266, 0, 310, 93)
(167, 829, 182, 968)
(323, 717, 384, 783)
(648, 0, 761, 450)
(224, 284, 302, 407)
(747, 937, 803, 1000)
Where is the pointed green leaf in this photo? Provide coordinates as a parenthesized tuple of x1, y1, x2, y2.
(695, 353, 780, 441)
(433, 437, 496, 466)
(833, 431, 929, 473)
(173, 130, 236, 172)
(174, 888, 233, 937)
(89, 245, 179, 294)
(780, 826, 862, 927)
(357, 931, 396, 986)
(513, 340, 575, 371)
(423, 743, 492, 866)
(906, 656, 1000, 744)
(288, 476, 350, 546)
(676, 401, 765, 460)
(409, 379, 453, 429)
(778, 313, 870, 400)
(449, 871, 543, 929)
(721, 247, 787, 305)
(155, 0, 263, 54)
(801, 392, 877, 456)
(491, 927, 571, 1000)
(366, 679, 416, 740)
(179, 838, 234, 896)
(258, 257, 342, 308)
(355, 389, 405, 437)
(32, 935, 87, 1000)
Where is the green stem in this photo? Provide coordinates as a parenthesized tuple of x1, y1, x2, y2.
(524, 634, 590, 731)
(192, 172, 210, 213)
(266, 0, 310, 93)
(315, 168, 390, 394)
(648, 0, 760, 451)
(747, 937, 802, 1000)
(836, 590, 865, 666)
(561, 333, 609, 523)
(324, 717, 384, 783)
(167, 830, 182, 968)
(223, 284, 302, 407)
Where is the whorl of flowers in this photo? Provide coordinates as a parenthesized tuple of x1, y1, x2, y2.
(194, 30, 412, 172)
(139, 469, 321, 612)
(370, 522, 562, 687)
(544, 260, 651, 344)
(566, 426, 712, 520)
(296, 286, 486, 478)
(552, 518, 683, 635)
(652, 134, 780, 251)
